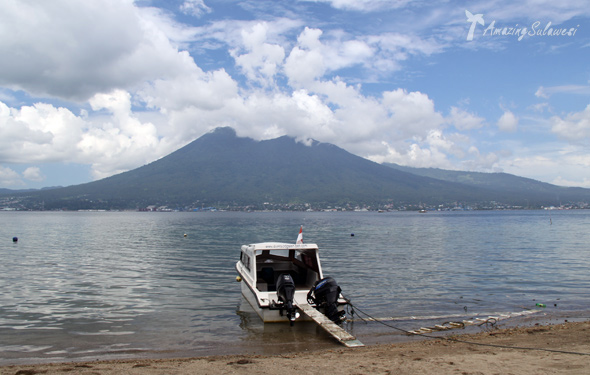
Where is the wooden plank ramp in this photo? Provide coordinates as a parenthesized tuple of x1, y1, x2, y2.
(297, 303, 364, 347)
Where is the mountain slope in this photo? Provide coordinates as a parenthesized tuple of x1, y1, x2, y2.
(5, 128, 590, 210)
(10, 128, 481, 209)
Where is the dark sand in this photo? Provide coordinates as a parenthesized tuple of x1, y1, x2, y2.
(2, 320, 589, 374)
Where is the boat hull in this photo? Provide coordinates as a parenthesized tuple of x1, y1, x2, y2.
(239, 278, 347, 323)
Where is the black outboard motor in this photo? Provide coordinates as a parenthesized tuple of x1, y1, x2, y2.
(276, 273, 297, 325)
(307, 277, 346, 323)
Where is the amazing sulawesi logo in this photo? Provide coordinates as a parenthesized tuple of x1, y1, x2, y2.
(465, 9, 579, 42)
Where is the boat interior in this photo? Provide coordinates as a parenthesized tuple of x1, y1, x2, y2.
(255, 249, 321, 292)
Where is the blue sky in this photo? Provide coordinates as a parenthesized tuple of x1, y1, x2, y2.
(1, 0, 589, 189)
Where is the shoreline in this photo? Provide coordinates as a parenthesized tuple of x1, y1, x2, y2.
(3, 320, 589, 375)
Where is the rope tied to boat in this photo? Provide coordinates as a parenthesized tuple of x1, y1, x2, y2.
(344, 298, 590, 357)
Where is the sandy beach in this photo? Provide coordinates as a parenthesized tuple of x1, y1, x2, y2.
(2, 320, 589, 375)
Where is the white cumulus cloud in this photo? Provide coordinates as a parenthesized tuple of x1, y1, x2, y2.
(0, 101, 84, 163)
(0, 0, 192, 101)
(497, 110, 518, 132)
(80, 90, 163, 179)
(23, 167, 45, 182)
(231, 22, 286, 86)
(448, 107, 486, 130)
(550, 105, 590, 142)
(0, 166, 23, 187)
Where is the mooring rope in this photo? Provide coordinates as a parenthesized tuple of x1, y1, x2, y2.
(345, 299, 590, 357)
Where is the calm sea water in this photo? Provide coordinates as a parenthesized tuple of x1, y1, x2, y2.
(1, 210, 589, 364)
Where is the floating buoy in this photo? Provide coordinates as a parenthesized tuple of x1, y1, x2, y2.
(236, 276, 242, 282)
(350, 233, 354, 237)
(183, 233, 187, 237)
(12, 237, 18, 243)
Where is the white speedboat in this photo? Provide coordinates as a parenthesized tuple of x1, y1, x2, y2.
(235, 240, 348, 326)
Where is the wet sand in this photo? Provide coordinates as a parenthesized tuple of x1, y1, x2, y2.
(2, 320, 589, 374)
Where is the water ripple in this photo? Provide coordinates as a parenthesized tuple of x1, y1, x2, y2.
(1, 210, 589, 364)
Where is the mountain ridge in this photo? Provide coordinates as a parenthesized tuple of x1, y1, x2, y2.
(384, 163, 588, 201)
